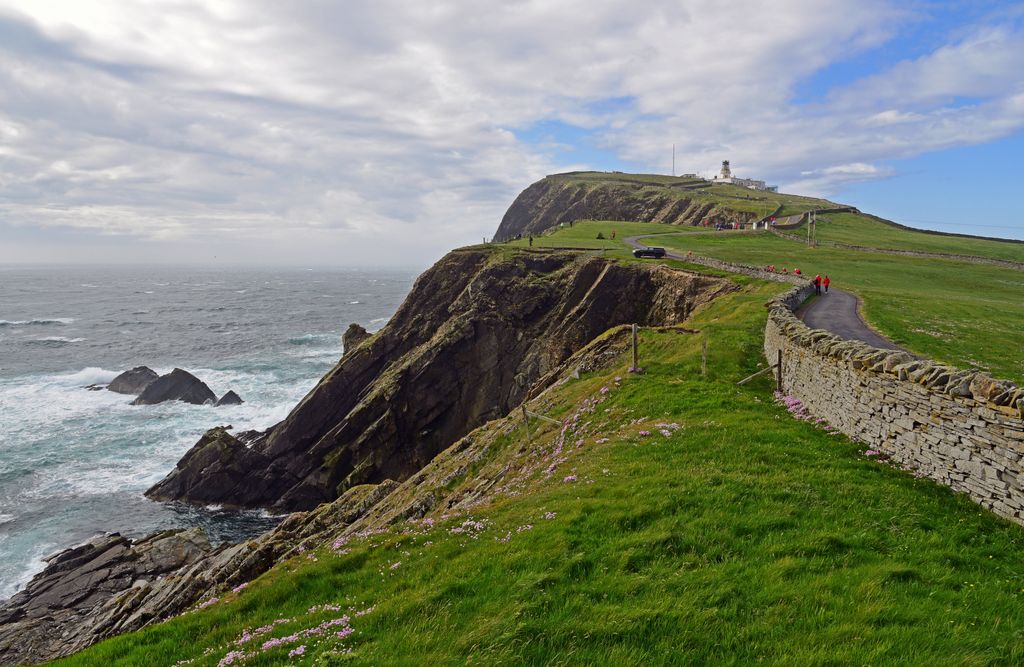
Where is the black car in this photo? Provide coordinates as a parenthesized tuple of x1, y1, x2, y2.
(632, 246, 666, 259)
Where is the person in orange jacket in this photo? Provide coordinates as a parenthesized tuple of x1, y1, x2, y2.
(823, 275, 831, 293)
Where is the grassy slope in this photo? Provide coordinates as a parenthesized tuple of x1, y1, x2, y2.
(814, 212, 1024, 263)
(58, 268, 1024, 667)
(553, 172, 836, 217)
(506, 220, 711, 250)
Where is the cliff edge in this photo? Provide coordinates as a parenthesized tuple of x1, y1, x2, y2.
(493, 172, 763, 240)
(147, 248, 733, 512)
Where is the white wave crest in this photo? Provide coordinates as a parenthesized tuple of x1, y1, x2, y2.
(0, 318, 74, 326)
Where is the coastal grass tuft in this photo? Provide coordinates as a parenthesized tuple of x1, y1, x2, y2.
(55, 283, 1024, 666)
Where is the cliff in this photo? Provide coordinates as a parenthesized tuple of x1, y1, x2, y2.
(147, 248, 734, 512)
(0, 249, 735, 664)
(492, 173, 762, 240)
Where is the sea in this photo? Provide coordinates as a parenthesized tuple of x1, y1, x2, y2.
(0, 265, 417, 601)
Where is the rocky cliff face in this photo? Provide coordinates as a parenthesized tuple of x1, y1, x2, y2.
(492, 175, 759, 240)
(147, 248, 733, 512)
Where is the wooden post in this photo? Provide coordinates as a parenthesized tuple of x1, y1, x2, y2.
(630, 323, 639, 372)
(776, 349, 783, 393)
(701, 335, 708, 377)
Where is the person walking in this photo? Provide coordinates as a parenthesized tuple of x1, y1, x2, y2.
(813, 274, 822, 296)
(528, 235, 533, 247)
(823, 275, 830, 293)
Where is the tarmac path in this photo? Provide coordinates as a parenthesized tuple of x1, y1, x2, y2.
(624, 232, 903, 351)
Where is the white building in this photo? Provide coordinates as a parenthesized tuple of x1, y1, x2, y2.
(712, 160, 777, 192)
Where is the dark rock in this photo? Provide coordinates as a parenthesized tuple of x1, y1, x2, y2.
(84, 384, 106, 391)
(215, 390, 244, 407)
(149, 249, 735, 512)
(107, 366, 159, 395)
(0, 529, 211, 665)
(0, 479, 400, 664)
(131, 369, 216, 406)
(146, 427, 279, 506)
(342, 323, 370, 355)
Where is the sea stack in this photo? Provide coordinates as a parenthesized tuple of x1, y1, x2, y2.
(131, 368, 217, 406)
(215, 390, 244, 406)
(342, 323, 370, 355)
(107, 366, 159, 395)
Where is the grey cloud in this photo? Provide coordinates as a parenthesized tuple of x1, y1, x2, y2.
(0, 1, 1021, 265)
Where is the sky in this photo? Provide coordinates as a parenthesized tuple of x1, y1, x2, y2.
(0, 1, 1022, 268)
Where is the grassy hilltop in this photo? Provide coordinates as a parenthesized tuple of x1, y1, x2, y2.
(55, 176, 1024, 666)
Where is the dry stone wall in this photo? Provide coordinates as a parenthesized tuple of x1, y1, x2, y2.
(764, 285, 1024, 524)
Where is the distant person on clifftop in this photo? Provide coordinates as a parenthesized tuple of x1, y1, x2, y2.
(823, 275, 830, 293)
(611, 230, 616, 239)
(813, 274, 822, 296)
(528, 235, 533, 247)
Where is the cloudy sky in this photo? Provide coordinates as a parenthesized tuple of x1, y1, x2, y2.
(1, 1, 1022, 268)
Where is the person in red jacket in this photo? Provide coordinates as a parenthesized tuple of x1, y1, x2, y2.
(793, 268, 801, 275)
(823, 275, 831, 293)
(813, 274, 822, 296)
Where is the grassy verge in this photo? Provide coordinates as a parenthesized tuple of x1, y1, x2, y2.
(56, 280, 1024, 666)
(651, 232, 1024, 383)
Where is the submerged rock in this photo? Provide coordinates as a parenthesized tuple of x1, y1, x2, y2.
(215, 390, 244, 407)
(107, 366, 159, 395)
(131, 369, 216, 406)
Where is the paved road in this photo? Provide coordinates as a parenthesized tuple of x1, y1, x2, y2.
(799, 288, 902, 350)
(624, 233, 903, 350)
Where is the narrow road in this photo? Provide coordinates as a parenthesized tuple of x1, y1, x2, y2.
(798, 289, 901, 350)
(624, 233, 903, 351)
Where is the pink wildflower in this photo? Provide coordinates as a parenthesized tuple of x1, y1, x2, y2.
(336, 626, 355, 639)
(288, 645, 306, 658)
(231, 582, 249, 594)
(864, 449, 879, 457)
(544, 511, 557, 520)
(563, 474, 577, 482)
(595, 437, 609, 444)
(218, 650, 248, 667)
(197, 597, 219, 610)
(638, 430, 651, 437)
(390, 561, 402, 570)
(599, 386, 610, 395)
(659, 429, 672, 437)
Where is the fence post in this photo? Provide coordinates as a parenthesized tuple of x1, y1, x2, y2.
(630, 323, 639, 373)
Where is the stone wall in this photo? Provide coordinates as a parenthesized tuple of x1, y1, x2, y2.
(764, 286, 1024, 524)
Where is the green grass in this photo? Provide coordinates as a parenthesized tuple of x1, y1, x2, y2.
(515, 215, 1024, 382)
(649, 233, 1024, 383)
(549, 171, 839, 219)
(814, 212, 1024, 263)
(57, 278, 1024, 666)
(503, 220, 710, 250)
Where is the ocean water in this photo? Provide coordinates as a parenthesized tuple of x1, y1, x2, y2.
(0, 266, 416, 601)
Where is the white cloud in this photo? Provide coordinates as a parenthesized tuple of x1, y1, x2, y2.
(0, 1, 1021, 265)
